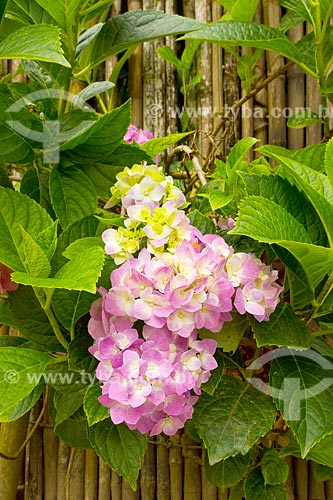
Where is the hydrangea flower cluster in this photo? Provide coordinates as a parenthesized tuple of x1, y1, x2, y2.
(88, 163, 283, 436)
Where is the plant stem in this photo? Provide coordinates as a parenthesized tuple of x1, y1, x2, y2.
(307, 271, 333, 324)
(33, 287, 69, 350)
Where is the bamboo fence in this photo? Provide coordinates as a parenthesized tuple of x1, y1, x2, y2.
(1, 0, 331, 498)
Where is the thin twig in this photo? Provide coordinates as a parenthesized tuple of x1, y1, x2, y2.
(166, 145, 207, 186)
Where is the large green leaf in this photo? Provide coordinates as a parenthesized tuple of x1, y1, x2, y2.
(53, 386, 86, 428)
(49, 165, 97, 230)
(88, 419, 147, 490)
(0, 24, 70, 66)
(9, 286, 64, 350)
(0, 381, 45, 423)
(231, 196, 333, 291)
(0, 347, 51, 414)
(68, 324, 97, 374)
(270, 349, 333, 457)
(261, 449, 289, 485)
(34, 0, 82, 32)
(0, 186, 53, 272)
(140, 132, 194, 158)
(204, 451, 251, 490)
(12, 246, 105, 293)
(83, 382, 109, 427)
(250, 302, 312, 349)
(221, 0, 260, 21)
(325, 137, 333, 190)
(4, 0, 53, 26)
(75, 11, 203, 75)
(192, 375, 276, 463)
(181, 22, 313, 76)
(244, 468, 287, 500)
(17, 226, 51, 277)
(52, 288, 94, 332)
(281, 431, 333, 467)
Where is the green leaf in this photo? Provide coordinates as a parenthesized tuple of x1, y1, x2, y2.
(0, 186, 53, 271)
(201, 350, 244, 396)
(325, 137, 333, 190)
(199, 312, 249, 353)
(81, 164, 121, 200)
(9, 286, 64, 350)
(12, 246, 105, 293)
(227, 137, 259, 170)
(53, 288, 95, 333)
(35, 220, 58, 261)
(0, 381, 45, 423)
(287, 109, 323, 128)
(17, 226, 51, 277)
(261, 450, 289, 485)
(63, 101, 131, 162)
(62, 237, 104, 260)
(222, 0, 260, 21)
(88, 420, 147, 490)
(244, 468, 287, 500)
(314, 463, 333, 482)
(54, 387, 86, 428)
(72, 81, 115, 107)
(270, 349, 333, 457)
(204, 451, 251, 490)
(0, 299, 17, 328)
(0, 25, 70, 66)
(68, 325, 97, 374)
(50, 165, 98, 230)
(181, 22, 310, 75)
(193, 375, 276, 463)
(0, 347, 50, 414)
(250, 302, 312, 349)
(34, 0, 82, 32)
(209, 191, 233, 211)
(140, 132, 194, 158)
(54, 410, 92, 449)
(187, 209, 216, 235)
(280, 431, 333, 467)
(84, 382, 109, 427)
(76, 11, 203, 75)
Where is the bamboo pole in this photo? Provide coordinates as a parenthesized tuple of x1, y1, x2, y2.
(294, 458, 308, 500)
(241, 47, 254, 161)
(105, 0, 122, 111)
(84, 450, 98, 500)
(0, 414, 29, 500)
(182, 1, 198, 133)
(67, 448, 85, 500)
(98, 458, 111, 500)
(211, 1, 224, 158)
(43, 408, 58, 500)
(57, 440, 71, 500)
(122, 479, 140, 499)
(127, 0, 143, 126)
(142, 0, 157, 132)
(201, 450, 218, 500)
(263, 0, 286, 147)
(218, 489, 229, 500)
(194, 0, 212, 160)
(169, 432, 183, 500)
(111, 471, 122, 500)
(25, 402, 44, 500)
(165, 0, 178, 135)
(287, 24, 305, 150)
(140, 441, 156, 500)
(182, 433, 201, 500)
(325, 479, 333, 499)
(156, 435, 170, 500)
(253, 2, 268, 155)
(306, 24, 322, 144)
(309, 461, 325, 500)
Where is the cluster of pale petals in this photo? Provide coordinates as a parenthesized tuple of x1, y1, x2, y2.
(89, 163, 283, 435)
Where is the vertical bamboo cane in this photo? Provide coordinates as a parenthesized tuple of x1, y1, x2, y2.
(253, 2, 268, 155)
(156, 435, 170, 500)
(152, 0, 166, 138)
(25, 401, 44, 500)
(169, 432, 183, 500)
(0, 414, 29, 500)
(43, 408, 58, 500)
(218, 489, 229, 500)
(127, 0, 143, 126)
(211, 1, 223, 159)
(325, 479, 333, 499)
(287, 24, 305, 150)
(57, 440, 71, 500)
(84, 450, 98, 500)
(111, 470, 122, 500)
(165, 0, 178, 135)
(140, 441, 156, 500)
(309, 461, 325, 500)
(263, 0, 286, 147)
(105, 0, 122, 110)
(122, 479, 140, 499)
(142, 0, 157, 132)
(98, 458, 111, 500)
(241, 47, 254, 161)
(201, 451, 218, 500)
(182, 1, 198, 133)
(306, 24, 322, 144)
(294, 458, 308, 500)
(68, 448, 85, 500)
(182, 433, 201, 500)
(194, 0, 212, 160)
